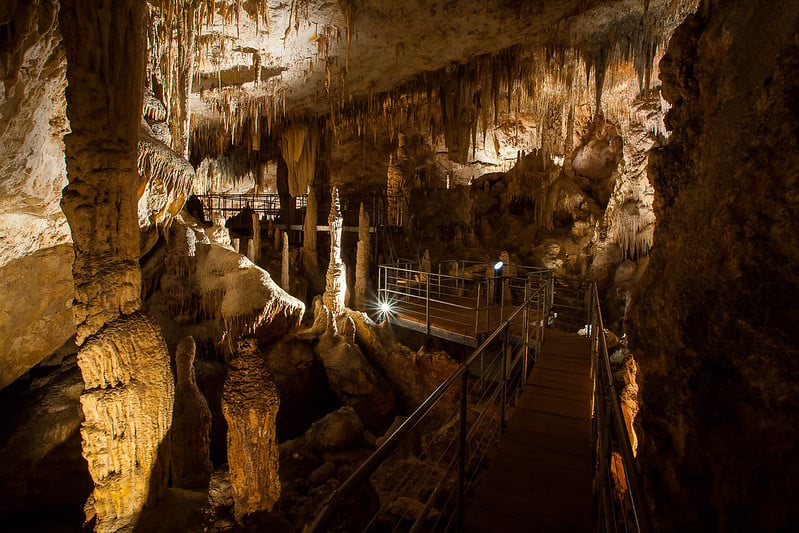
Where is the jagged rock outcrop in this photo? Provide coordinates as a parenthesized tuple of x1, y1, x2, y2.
(347, 311, 459, 416)
(78, 313, 174, 532)
(143, 216, 305, 359)
(170, 337, 213, 491)
(222, 338, 281, 521)
(314, 314, 397, 429)
(628, 1, 799, 530)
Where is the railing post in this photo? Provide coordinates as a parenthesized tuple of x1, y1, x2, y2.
(501, 327, 508, 433)
(475, 282, 481, 337)
(457, 370, 468, 531)
(425, 275, 430, 336)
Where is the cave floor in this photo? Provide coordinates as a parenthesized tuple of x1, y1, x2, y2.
(465, 330, 593, 532)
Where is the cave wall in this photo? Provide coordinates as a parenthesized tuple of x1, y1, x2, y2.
(0, 0, 75, 388)
(628, 0, 799, 529)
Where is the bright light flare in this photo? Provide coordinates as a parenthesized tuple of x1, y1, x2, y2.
(494, 261, 504, 270)
(380, 302, 392, 313)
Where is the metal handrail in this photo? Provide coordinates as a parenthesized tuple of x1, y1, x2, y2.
(590, 282, 653, 533)
(307, 282, 548, 532)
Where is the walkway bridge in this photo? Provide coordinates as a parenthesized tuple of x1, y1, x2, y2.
(377, 260, 553, 347)
(308, 265, 651, 533)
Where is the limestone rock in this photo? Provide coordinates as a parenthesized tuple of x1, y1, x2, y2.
(262, 339, 335, 441)
(170, 337, 213, 490)
(304, 406, 364, 453)
(314, 325, 397, 429)
(0, 354, 92, 519)
(78, 312, 174, 532)
(0, 244, 75, 389)
(222, 339, 281, 520)
(348, 310, 459, 417)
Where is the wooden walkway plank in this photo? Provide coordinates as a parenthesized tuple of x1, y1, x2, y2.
(465, 330, 593, 533)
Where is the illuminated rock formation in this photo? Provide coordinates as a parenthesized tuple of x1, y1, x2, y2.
(281, 231, 290, 291)
(323, 187, 347, 315)
(78, 313, 173, 532)
(354, 203, 370, 311)
(170, 336, 213, 490)
(222, 338, 281, 521)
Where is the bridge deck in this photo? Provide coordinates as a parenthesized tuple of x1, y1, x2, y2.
(465, 330, 593, 532)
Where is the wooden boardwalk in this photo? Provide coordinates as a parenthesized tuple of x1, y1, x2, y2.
(465, 330, 593, 532)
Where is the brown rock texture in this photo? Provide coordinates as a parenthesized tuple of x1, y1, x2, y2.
(78, 312, 174, 532)
(170, 336, 213, 490)
(59, 0, 147, 345)
(0, 244, 75, 388)
(628, 1, 799, 530)
(222, 339, 281, 521)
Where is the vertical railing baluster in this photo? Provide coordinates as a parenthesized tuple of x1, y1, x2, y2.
(457, 370, 468, 531)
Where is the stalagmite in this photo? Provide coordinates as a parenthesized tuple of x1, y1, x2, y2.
(251, 213, 261, 264)
(222, 338, 281, 520)
(354, 203, 370, 311)
(170, 336, 212, 490)
(281, 231, 290, 291)
(323, 188, 347, 315)
(386, 133, 407, 226)
(302, 188, 318, 271)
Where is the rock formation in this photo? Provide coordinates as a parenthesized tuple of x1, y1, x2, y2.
(222, 338, 281, 521)
(628, 1, 799, 530)
(281, 230, 291, 290)
(77, 313, 174, 532)
(354, 203, 370, 311)
(323, 187, 347, 315)
(302, 188, 318, 271)
(170, 336, 213, 491)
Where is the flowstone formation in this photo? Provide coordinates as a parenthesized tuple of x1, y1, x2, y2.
(628, 0, 799, 530)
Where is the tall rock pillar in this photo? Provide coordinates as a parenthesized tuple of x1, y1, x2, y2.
(59, 1, 174, 529)
(354, 203, 370, 311)
(323, 187, 347, 315)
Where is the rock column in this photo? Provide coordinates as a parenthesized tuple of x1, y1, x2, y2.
(59, 1, 174, 530)
(281, 231, 290, 290)
(222, 338, 281, 520)
(302, 188, 318, 271)
(354, 203, 370, 310)
(323, 187, 347, 315)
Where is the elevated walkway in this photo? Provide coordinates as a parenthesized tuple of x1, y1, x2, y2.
(465, 330, 593, 531)
(378, 260, 552, 346)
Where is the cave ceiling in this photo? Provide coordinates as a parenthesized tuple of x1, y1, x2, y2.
(185, 0, 697, 137)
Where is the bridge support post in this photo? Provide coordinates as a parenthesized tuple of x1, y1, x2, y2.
(501, 328, 508, 434)
(457, 370, 468, 531)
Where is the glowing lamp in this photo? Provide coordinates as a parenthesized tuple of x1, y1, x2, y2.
(380, 302, 392, 313)
(494, 261, 504, 270)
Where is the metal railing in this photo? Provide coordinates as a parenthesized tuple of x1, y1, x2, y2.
(378, 261, 552, 343)
(198, 192, 406, 227)
(307, 278, 551, 532)
(588, 283, 653, 533)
